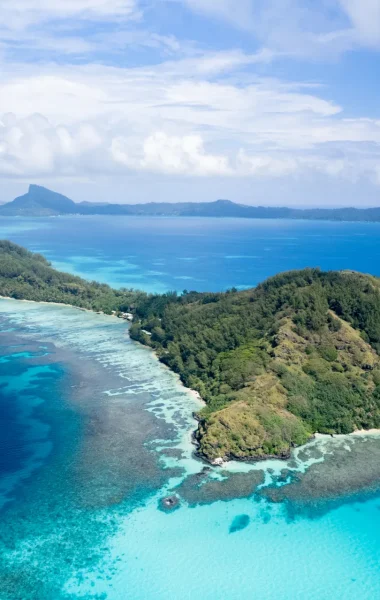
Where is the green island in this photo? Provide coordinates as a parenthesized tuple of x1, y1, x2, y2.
(1, 240, 380, 463)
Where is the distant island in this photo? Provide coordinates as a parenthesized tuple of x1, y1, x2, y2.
(1, 240, 380, 464)
(2, 184, 380, 222)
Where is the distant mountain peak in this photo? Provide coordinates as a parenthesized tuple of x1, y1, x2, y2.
(29, 184, 43, 191)
(28, 184, 50, 197)
(1, 185, 380, 222)
(0, 184, 76, 216)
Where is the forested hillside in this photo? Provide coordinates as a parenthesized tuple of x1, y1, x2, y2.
(131, 269, 380, 461)
(0, 240, 146, 312)
(2, 240, 380, 462)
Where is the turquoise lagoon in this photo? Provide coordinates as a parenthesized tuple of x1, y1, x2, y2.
(0, 299, 379, 600)
(1, 216, 380, 599)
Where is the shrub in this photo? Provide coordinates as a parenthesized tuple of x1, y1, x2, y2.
(319, 345, 338, 362)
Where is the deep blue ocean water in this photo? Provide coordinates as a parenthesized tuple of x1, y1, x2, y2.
(0, 216, 380, 599)
(3, 216, 380, 292)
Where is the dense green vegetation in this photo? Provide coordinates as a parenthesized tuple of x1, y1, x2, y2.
(0, 240, 146, 313)
(132, 268, 380, 460)
(2, 240, 380, 462)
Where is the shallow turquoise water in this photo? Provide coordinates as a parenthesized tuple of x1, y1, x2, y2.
(0, 299, 379, 600)
(80, 494, 380, 600)
(1, 217, 380, 598)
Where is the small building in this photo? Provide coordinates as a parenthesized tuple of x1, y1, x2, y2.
(212, 457, 226, 467)
(120, 312, 133, 321)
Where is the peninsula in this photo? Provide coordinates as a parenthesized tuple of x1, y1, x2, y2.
(2, 184, 380, 222)
(1, 240, 380, 463)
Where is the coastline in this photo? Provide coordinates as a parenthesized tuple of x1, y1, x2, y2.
(0, 295, 204, 403)
(2, 295, 380, 468)
(342, 428, 380, 437)
(314, 429, 380, 439)
(0, 295, 206, 420)
(0, 295, 99, 314)
(1, 297, 380, 600)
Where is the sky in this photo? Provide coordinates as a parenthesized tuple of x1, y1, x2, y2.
(0, 0, 380, 206)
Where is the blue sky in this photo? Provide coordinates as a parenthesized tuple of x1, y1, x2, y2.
(0, 0, 380, 206)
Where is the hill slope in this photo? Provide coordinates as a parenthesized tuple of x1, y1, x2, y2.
(1, 241, 380, 462)
(0, 240, 146, 311)
(131, 269, 380, 461)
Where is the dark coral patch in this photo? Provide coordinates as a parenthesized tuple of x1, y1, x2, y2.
(229, 514, 250, 534)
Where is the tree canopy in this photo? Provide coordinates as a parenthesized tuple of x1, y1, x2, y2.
(2, 241, 380, 462)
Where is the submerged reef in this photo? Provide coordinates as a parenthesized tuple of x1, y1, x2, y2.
(3, 242, 380, 462)
(259, 435, 380, 518)
(229, 514, 251, 534)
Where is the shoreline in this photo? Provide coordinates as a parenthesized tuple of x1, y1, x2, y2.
(2, 296, 380, 468)
(314, 429, 380, 439)
(0, 293, 206, 405)
(199, 428, 380, 468)
(204, 429, 380, 469)
(0, 295, 101, 314)
(340, 428, 380, 437)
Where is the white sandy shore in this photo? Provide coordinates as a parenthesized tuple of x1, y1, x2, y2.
(0, 295, 99, 313)
(1, 296, 378, 455)
(0, 295, 206, 407)
(351, 428, 380, 436)
(143, 343, 206, 408)
(184, 387, 203, 404)
(314, 429, 380, 440)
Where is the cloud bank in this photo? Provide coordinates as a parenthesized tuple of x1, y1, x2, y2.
(0, 0, 379, 204)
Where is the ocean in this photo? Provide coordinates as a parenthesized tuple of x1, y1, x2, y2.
(3, 216, 380, 292)
(0, 216, 380, 599)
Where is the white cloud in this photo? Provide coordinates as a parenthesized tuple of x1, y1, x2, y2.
(237, 151, 299, 178)
(180, 0, 255, 30)
(180, 0, 380, 56)
(113, 132, 231, 175)
(1, 0, 379, 65)
(0, 113, 104, 177)
(1, 0, 378, 68)
(339, 0, 380, 47)
(0, 0, 378, 206)
(0, 0, 140, 29)
(1, 105, 380, 187)
(0, 48, 379, 185)
(0, 0, 150, 59)
(0, 112, 231, 178)
(236, 150, 355, 180)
